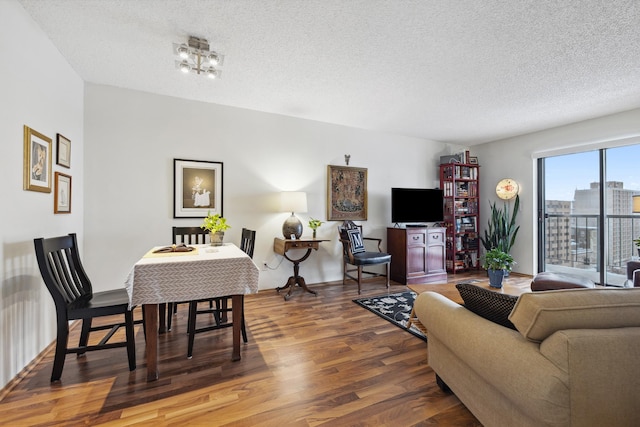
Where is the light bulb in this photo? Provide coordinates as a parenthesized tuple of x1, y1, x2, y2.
(179, 61, 191, 73)
(207, 53, 219, 66)
(177, 44, 189, 59)
(206, 67, 218, 79)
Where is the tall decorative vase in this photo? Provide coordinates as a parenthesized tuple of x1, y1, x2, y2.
(312, 229, 317, 238)
(488, 269, 505, 288)
(210, 231, 224, 246)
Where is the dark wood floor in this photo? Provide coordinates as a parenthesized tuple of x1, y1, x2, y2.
(0, 272, 530, 426)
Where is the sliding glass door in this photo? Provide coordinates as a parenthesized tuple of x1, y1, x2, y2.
(539, 144, 640, 286)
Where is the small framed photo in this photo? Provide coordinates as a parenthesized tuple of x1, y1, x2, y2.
(23, 125, 52, 193)
(469, 156, 478, 165)
(56, 134, 71, 168)
(174, 159, 223, 218)
(54, 172, 72, 213)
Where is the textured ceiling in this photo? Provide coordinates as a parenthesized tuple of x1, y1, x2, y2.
(17, 0, 640, 145)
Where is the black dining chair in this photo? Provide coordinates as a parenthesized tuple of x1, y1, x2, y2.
(33, 233, 137, 382)
(186, 228, 255, 358)
(164, 226, 210, 331)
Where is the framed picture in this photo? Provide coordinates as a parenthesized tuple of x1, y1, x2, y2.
(469, 156, 478, 165)
(56, 133, 71, 168)
(327, 165, 368, 221)
(23, 125, 52, 193)
(54, 172, 72, 214)
(173, 159, 223, 218)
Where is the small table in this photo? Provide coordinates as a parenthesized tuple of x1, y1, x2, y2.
(124, 243, 259, 381)
(273, 237, 329, 300)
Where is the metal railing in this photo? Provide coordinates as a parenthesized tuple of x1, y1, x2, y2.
(545, 213, 640, 286)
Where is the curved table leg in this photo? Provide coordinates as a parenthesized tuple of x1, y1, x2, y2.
(276, 248, 318, 300)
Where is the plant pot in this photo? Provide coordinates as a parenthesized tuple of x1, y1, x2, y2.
(487, 268, 505, 288)
(210, 231, 224, 246)
(312, 229, 317, 238)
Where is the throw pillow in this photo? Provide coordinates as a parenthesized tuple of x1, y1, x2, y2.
(456, 283, 519, 330)
(347, 228, 366, 254)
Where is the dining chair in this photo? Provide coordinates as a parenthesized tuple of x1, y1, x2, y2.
(186, 228, 255, 358)
(165, 226, 210, 331)
(338, 220, 391, 294)
(33, 233, 136, 382)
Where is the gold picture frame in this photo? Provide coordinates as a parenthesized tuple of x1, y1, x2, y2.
(56, 133, 71, 168)
(23, 125, 52, 193)
(327, 165, 368, 221)
(54, 172, 72, 214)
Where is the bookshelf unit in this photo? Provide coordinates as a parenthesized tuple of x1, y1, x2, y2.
(440, 163, 480, 273)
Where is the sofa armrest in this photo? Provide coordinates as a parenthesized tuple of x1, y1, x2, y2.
(541, 328, 640, 426)
(415, 292, 571, 424)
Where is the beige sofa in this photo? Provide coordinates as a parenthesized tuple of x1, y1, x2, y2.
(414, 287, 640, 427)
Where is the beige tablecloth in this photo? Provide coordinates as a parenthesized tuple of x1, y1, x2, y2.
(125, 243, 259, 308)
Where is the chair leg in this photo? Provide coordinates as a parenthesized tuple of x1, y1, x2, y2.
(125, 310, 136, 371)
(167, 303, 174, 331)
(187, 301, 197, 359)
(78, 318, 92, 357)
(385, 262, 390, 289)
(343, 261, 347, 285)
(357, 266, 363, 294)
(241, 314, 248, 343)
(52, 316, 70, 382)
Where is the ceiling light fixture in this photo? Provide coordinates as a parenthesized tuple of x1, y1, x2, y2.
(173, 36, 223, 79)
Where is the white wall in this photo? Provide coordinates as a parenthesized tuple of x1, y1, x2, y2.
(474, 107, 640, 275)
(83, 84, 451, 292)
(0, 0, 84, 388)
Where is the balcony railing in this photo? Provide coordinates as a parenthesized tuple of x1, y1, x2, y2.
(545, 213, 640, 286)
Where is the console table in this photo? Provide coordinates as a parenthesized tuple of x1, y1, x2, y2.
(273, 237, 329, 300)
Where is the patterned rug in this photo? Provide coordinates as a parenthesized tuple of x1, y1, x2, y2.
(353, 291, 426, 341)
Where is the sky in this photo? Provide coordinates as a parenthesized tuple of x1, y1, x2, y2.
(545, 144, 640, 201)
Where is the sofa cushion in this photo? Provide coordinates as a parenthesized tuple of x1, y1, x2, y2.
(456, 283, 519, 330)
(509, 287, 640, 342)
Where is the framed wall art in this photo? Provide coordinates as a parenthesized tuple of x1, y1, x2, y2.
(173, 159, 223, 218)
(54, 172, 72, 214)
(327, 165, 368, 221)
(56, 133, 71, 168)
(23, 125, 52, 193)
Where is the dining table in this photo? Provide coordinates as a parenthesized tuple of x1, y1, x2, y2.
(124, 242, 259, 381)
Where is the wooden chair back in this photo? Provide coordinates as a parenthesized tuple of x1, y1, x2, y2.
(240, 228, 256, 258)
(172, 226, 209, 245)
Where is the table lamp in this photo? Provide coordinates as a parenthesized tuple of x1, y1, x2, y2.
(281, 191, 307, 239)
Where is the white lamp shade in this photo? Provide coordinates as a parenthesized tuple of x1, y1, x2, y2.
(633, 195, 640, 213)
(281, 191, 307, 213)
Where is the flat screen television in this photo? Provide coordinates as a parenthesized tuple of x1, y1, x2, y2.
(391, 187, 444, 224)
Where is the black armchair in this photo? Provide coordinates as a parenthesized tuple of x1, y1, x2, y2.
(627, 261, 640, 287)
(338, 221, 391, 294)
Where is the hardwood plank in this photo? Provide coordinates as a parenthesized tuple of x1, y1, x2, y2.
(0, 272, 529, 425)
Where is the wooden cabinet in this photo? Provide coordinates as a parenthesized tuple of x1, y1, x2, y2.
(440, 163, 480, 273)
(387, 227, 447, 284)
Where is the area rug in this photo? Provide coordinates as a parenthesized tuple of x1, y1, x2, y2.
(353, 291, 426, 341)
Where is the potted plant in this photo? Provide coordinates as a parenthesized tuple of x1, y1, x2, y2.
(481, 248, 515, 288)
(201, 211, 231, 246)
(308, 217, 324, 238)
(480, 194, 520, 275)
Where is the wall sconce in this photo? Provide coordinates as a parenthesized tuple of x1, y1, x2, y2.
(281, 191, 307, 239)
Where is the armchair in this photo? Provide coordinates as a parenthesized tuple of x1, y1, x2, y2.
(626, 260, 640, 287)
(338, 220, 391, 294)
